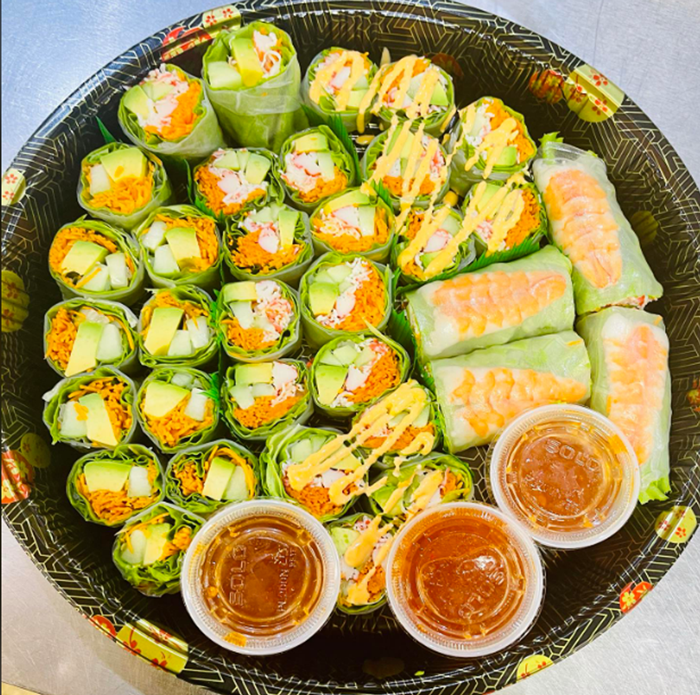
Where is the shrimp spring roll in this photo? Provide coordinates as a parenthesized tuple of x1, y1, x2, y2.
(533, 135, 663, 314)
(48, 219, 145, 305)
(42, 367, 137, 451)
(118, 63, 225, 162)
(217, 279, 301, 361)
(77, 143, 172, 230)
(137, 287, 217, 368)
(66, 445, 164, 526)
(44, 299, 138, 377)
(222, 359, 312, 440)
(406, 245, 575, 359)
(136, 367, 219, 453)
(426, 331, 591, 451)
(112, 502, 203, 596)
(577, 307, 671, 503)
(165, 439, 258, 515)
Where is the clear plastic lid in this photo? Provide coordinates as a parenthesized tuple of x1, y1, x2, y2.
(386, 502, 544, 658)
(489, 404, 640, 549)
(181, 499, 340, 655)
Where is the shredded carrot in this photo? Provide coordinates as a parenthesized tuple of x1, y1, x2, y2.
(363, 424, 435, 452)
(383, 173, 435, 197)
(228, 228, 301, 273)
(485, 100, 535, 160)
(145, 81, 201, 141)
(45, 308, 80, 369)
(68, 378, 133, 441)
(344, 563, 385, 605)
(348, 348, 401, 403)
(314, 207, 390, 254)
(233, 392, 302, 429)
(74, 403, 89, 421)
(331, 264, 385, 331)
(140, 290, 207, 337)
(174, 444, 251, 497)
(287, 168, 347, 204)
(440, 470, 460, 496)
(142, 394, 214, 449)
(150, 213, 218, 272)
(85, 163, 154, 215)
(223, 317, 277, 352)
(283, 472, 348, 518)
(194, 165, 266, 216)
(494, 188, 541, 249)
(161, 526, 193, 560)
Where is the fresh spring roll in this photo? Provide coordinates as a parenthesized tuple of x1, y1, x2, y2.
(192, 148, 284, 223)
(279, 126, 357, 213)
(136, 367, 219, 453)
(134, 204, 222, 291)
(222, 359, 312, 441)
(165, 439, 258, 515)
(66, 444, 164, 527)
(299, 253, 393, 347)
(301, 48, 378, 132)
(310, 332, 409, 418)
(118, 63, 225, 162)
(112, 502, 204, 597)
(137, 287, 217, 368)
(202, 21, 302, 151)
(310, 188, 395, 262)
(406, 245, 575, 360)
(426, 331, 591, 452)
(577, 307, 671, 503)
(44, 299, 138, 377)
(48, 218, 145, 305)
(42, 367, 137, 451)
(77, 143, 173, 230)
(217, 279, 301, 361)
(533, 135, 663, 314)
(328, 513, 395, 614)
(223, 203, 313, 284)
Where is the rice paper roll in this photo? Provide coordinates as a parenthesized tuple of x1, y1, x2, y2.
(136, 367, 219, 453)
(299, 253, 393, 347)
(118, 63, 225, 163)
(112, 502, 204, 597)
(406, 245, 575, 360)
(42, 367, 137, 451)
(137, 287, 217, 369)
(77, 143, 173, 230)
(48, 218, 145, 305)
(66, 444, 164, 527)
(202, 21, 303, 151)
(44, 299, 138, 377)
(533, 136, 663, 314)
(426, 331, 591, 452)
(216, 279, 301, 361)
(224, 203, 313, 285)
(222, 359, 312, 441)
(577, 307, 671, 503)
(165, 439, 259, 515)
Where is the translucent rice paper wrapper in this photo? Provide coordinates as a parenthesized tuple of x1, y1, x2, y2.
(309, 331, 410, 419)
(425, 331, 591, 452)
(406, 245, 575, 360)
(134, 204, 223, 292)
(164, 438, 260, 515)
(44, 298, 139, 377)
(48, 218, 146, 305)
(135, 367, 221, 453)
(118, 64, 225, 163)
(42, 367, 138, 452)
(533, 136, 663, 314)
(136, 286, 218, 369)
(76, 142, 173, 230)
(577, 307, 671, 503)
(202, 21, 305, 151)
(112, 502, 204, 597)
(66, 444, 165, 527)
(299, 252, 394, 348)
(221, 359, 313, 440)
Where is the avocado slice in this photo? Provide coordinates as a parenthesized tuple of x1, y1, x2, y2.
(278, 209, 299, 249)
(89, 164, 112, 196)
(100, 147, 147, 181)
(142, 80, 175, 101)
(142, 380, 189, 418)
(308, 282, 339, 316)
(315, 364, 348, 404)
(207, 61, 243, 90)
(420, 251, 442, 268)
(123, 85, 151, 119)
(441, 214, 461, 235)
(79, 393, 118, 447)
(331, 343, 359, 366)
(330, 526, 360, 555)
(202, 456, 235, 500)
(319, 351, 345, 367)
(223, 282, 257, 304)
(229, 385, 255, 410)
(336, 454, 360, 471)
(414, 405, 431, 428)
(121, 528, 148, 565)
(165, 227, 201, 265)
(231, 37, 263, 87)
(357, 206, 376, 237)
(496, 145, 519, 167)
(65, 321, 105, 377)
(236, 363, 274, 385)
(475, 182, 503, 213)
(294, 132, 329, 153)
(430, 81, 449, 107)
(289, 439, 313, 463)
(223, 465, 250, 502)
(244, 153, 272, 185)
(354, 344, 376, 368)
(346, 90, 364, 109)
(326, 264, 352, 284)
(325, 189, 370, 214)
(61, 241, 108, 276)
(142, 523, 172, 565)
(143, 307, 184, 356)
(83, 461, 131, 493)
(316, 152, 336, 180)
(374, 486, 400, 514)
(213, 150, 240, 171)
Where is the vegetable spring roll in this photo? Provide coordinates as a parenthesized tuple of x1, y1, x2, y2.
(202, 21, 302, 151)
(44, 299, 138, 377)
(533, 136, 663, 314)
(77, 143, 172, 230)
(426, 331, 591, 451)
(136, 367, 219, 453)
(165, 439, 258, 515)
(222, 359, 312, 440)
(406, 245, 575, 359)
(137, 287, 217, 368)
(118, 63, 225, 162)
(113, 502, 203, 596)
(577, 307, 671, 503)
(66, 445, 164, 526)
(48, 219, 145, 305)
(42, 367, 137, 451)
(217, 279, 301, 361)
